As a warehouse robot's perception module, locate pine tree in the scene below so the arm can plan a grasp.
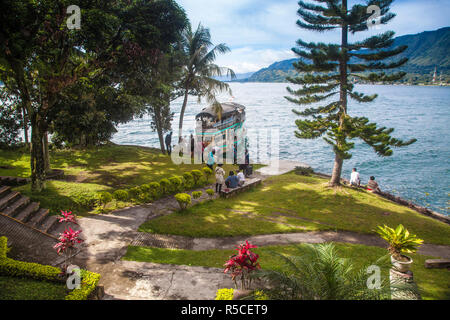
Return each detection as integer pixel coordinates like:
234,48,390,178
287,0,416,186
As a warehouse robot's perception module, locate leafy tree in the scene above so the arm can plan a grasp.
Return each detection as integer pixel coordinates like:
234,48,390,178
0,88,22,147
0,0,187,191
177,23,236,142
287,0,416,186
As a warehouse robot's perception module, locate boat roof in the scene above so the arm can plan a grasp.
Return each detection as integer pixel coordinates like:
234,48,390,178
196,102,245,120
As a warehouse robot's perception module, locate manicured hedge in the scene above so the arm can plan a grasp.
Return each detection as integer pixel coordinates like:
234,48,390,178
0,236,100,300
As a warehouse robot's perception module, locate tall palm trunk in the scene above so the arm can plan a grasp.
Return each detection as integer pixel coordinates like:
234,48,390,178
178,85,189,143
329,0,348,187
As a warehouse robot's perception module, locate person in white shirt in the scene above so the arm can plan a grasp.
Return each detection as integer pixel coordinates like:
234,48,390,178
236,169,245,186
350,168,361,187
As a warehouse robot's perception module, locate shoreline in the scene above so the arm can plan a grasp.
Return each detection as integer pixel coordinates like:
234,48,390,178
314,172,450,225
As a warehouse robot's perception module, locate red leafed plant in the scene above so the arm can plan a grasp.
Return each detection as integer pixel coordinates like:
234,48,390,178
58,210,78,225
54,211,83,273
224,241,261,290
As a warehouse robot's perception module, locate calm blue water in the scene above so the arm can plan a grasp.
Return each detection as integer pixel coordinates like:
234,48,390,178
112,83,450,215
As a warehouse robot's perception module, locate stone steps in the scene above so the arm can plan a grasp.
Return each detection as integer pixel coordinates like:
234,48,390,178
0,176,31,186
0,184,79,239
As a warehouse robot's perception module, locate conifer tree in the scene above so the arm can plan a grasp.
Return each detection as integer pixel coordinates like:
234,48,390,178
287,0,416,186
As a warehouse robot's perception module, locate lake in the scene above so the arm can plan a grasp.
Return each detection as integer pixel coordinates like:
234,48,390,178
111,83,450,215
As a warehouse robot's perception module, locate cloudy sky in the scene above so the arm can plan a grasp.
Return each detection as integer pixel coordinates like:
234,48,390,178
177,0,450,74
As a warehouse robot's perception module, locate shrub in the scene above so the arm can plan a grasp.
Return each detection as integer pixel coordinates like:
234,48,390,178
159,178,170,195
191,170,203,186
192,191,202,200
174,193,191,211
202,167,213,181
128,187,141,200
294,166,314,176
148,182,161,200
113,190,129,202
169,176,183,193
182,172,194,189
65,269,101,300
72,192,97,208
215,288,234,300
206,189,215,199
140,184,151,193
138,192,151,203
97,192,113,207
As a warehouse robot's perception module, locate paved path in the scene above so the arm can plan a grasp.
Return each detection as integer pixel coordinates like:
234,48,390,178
256,159,309,176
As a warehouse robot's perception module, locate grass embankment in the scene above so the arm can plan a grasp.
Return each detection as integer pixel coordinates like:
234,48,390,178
0,144,237,216
139,172,450,245
0,275,68,300
123,243,449,300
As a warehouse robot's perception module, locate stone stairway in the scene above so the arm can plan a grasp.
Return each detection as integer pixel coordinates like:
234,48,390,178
0,185,76,239
0,176,31,186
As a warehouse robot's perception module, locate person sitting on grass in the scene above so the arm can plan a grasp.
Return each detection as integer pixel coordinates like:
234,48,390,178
367,176,381,193
236,169,245,186
225,171,239,189
350,168,361,187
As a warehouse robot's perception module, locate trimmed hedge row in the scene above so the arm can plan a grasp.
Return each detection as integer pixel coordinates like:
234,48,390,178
99,168,213,207
0,236,100,300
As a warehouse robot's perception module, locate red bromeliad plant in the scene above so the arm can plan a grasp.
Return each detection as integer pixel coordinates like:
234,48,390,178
224,241,261,290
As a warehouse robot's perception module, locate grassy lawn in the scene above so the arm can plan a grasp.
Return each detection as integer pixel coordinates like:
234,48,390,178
0,275,68,300
139,172,450,245
123,243,450,300
0,144,239,216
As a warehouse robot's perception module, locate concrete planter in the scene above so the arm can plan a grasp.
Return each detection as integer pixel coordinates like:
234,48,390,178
391,255,413,273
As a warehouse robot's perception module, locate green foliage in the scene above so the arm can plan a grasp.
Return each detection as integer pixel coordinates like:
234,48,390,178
174,193,191,211
97,192,113,207
159,178,171,195
65,269,101,300
148,182,161,200
140,184,151,193
294,166,314,176
113,190,129,202
192,191,203,200
254,243,416,300
202,167,213,181
215,288,234,300
0,90,22,147
128,187,141,200
169,176,184,193
287,0,416,184
182,172,194,189
376,224,424,259
206,189,215,198
191,170,203,186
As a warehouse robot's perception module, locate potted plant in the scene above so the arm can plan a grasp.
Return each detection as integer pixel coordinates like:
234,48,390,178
376,224,423,273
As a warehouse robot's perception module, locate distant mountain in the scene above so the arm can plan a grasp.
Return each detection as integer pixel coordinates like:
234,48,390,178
242,27,450,83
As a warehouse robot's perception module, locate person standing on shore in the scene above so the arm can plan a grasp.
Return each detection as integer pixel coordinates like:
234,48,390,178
350,168,361,187
367,176,381,193
165,132,173,156
207,149,215,170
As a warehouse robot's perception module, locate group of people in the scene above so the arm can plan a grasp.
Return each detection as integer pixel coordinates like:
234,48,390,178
350,168,381,193
214,164,246,193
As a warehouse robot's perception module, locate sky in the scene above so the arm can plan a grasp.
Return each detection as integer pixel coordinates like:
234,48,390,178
177,0,450,74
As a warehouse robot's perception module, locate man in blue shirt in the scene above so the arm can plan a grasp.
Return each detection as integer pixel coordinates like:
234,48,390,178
225,171,239,188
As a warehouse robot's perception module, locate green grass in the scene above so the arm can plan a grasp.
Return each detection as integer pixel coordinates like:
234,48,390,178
139,172,450,245
0,144,240,216
123,243,450,300
0,275,68,300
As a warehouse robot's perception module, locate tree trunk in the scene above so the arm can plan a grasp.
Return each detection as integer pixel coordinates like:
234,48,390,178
329,0,348,187
178,87,189,143
154,107,166,154
30,113,46,192
43,131,51,173
22,105,29,149
329,154,343,186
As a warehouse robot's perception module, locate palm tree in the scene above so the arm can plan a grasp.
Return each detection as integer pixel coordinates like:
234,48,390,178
252,243,417,300
178,23,236,142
